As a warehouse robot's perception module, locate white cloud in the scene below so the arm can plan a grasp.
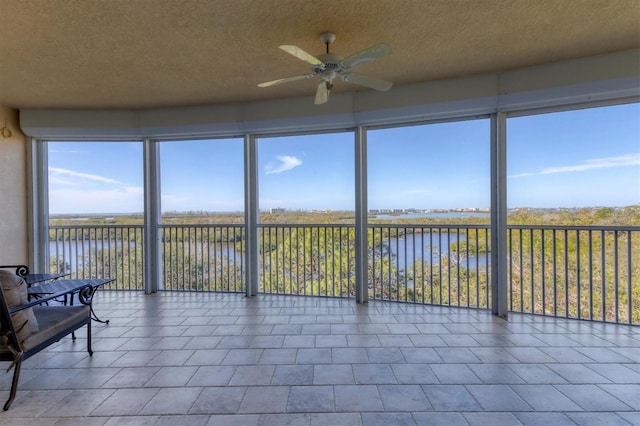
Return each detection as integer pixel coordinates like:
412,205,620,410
49,167,125,186
509,153,640,178
264,155,302,175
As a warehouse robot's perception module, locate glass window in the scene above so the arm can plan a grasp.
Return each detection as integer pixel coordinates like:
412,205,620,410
367,119,491,306
48,141,143,220
159,138,245,291
256,131,356,297
508,103,640,216
160,138,245,221
368,120,491,223
47,141,143,286
506,102,640,322
258,132,355,222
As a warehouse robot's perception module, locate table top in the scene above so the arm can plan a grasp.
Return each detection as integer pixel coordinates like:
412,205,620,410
28,278,114,295
24,272,70,286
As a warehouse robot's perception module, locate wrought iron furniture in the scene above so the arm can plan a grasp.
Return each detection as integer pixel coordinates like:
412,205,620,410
0,272,94,410
28,278,113,324
0,265,70,286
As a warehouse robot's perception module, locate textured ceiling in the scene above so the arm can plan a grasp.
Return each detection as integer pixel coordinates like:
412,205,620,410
0,0,638,109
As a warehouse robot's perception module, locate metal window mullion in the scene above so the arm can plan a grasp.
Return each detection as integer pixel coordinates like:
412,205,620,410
28,139,50,272
143,138,161,293
354,126,368,304
244,134,259,297
490,112,508,318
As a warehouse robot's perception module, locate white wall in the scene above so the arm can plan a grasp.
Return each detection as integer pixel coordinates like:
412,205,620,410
0,106,28,264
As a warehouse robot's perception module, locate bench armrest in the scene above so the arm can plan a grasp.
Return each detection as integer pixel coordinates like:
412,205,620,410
10,284,94,313
0,265,29,277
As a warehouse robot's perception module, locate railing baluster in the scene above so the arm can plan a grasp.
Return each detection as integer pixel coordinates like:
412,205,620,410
614,231,619,323
529,228,534,315
475,228,479,308
552,229,557,317
508,228,513,311
601,230,606,321
519,229,524,313
456,227,460,307
430,227,434,304
588,230,593,320
627,231,632,325
577,230,581,319
541,229,546,316
564,229,569,318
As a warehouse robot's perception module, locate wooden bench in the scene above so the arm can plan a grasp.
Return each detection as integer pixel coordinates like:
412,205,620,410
0,270,94,410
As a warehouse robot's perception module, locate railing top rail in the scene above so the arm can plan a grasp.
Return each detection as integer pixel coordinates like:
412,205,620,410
507,224,640,231
50,224,144,229
50,223,640,231
368,223,490,230
257,223,355,229
158,224,245,229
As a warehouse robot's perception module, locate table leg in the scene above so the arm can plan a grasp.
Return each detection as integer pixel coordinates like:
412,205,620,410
87,287,110,324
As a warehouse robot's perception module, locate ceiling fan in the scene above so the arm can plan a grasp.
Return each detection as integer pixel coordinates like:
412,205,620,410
258,32,393,105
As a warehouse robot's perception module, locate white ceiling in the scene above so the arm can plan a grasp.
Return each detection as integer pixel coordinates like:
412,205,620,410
1,0,638,109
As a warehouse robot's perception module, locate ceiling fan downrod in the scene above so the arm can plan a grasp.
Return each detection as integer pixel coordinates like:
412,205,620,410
320,32,335,54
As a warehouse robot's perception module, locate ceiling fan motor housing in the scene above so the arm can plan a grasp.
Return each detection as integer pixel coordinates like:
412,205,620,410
313,53,343,74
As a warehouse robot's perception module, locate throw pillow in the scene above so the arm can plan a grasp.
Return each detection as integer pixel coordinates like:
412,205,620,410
0,270,39,346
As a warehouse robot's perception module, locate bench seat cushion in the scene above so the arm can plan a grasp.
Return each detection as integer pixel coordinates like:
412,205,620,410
22,305,89,352
0,271,39,345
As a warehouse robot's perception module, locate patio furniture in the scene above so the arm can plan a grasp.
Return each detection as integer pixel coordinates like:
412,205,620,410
0,271,94,410
28,278,113,324
0,265,70,286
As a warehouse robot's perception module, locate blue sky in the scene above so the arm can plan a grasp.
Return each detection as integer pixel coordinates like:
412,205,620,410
48,102,639,214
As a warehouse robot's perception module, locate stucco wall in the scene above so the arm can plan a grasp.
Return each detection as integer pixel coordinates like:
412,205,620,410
0,105,28,263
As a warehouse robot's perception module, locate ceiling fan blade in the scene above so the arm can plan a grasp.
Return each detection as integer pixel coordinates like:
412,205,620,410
341,44,392,69
314,82,329,104
258,74,315,87
342,73,393,91
279,45,324,66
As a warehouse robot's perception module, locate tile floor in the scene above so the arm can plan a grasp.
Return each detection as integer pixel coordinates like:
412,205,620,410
0,291,638,425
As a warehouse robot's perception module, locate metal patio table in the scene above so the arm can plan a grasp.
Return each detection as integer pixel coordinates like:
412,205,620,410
28,278,114,324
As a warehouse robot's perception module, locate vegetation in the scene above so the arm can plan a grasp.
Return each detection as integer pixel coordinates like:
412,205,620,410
48,206,639,324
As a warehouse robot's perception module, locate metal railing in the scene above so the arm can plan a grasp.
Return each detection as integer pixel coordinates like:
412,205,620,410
49,225,144,290
159,224,245,292
368,225,491,308
47,223,638,324
508,225,639,325
258,224,356,297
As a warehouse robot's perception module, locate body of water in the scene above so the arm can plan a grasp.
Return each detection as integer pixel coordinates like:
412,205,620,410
50,230,489,275
375,212,490,220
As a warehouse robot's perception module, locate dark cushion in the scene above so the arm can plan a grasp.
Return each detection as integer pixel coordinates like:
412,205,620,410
0,270,39,346
23,305,89,352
